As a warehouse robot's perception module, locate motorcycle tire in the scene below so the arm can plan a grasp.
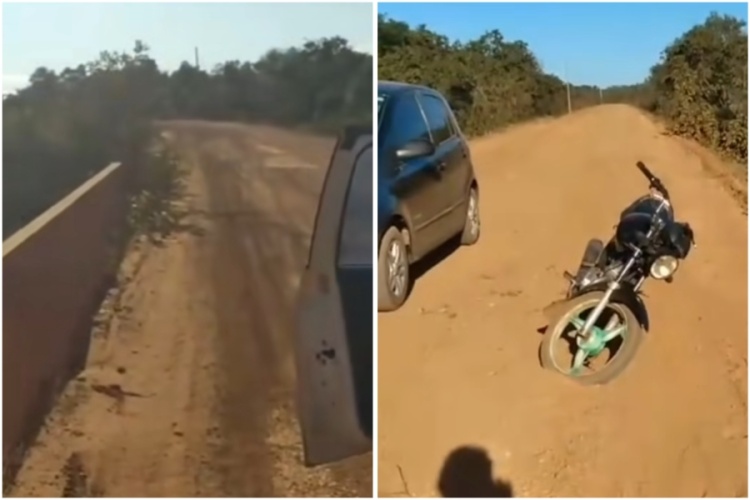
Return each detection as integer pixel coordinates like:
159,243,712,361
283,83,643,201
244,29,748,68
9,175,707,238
540,291,644,385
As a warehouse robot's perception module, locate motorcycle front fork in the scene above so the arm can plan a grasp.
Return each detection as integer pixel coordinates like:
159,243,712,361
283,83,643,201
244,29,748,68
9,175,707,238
577,250,643,342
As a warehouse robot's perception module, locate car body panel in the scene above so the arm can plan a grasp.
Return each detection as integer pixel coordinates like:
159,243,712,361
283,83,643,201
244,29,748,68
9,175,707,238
378,81,477,262
379,91,446,257
294,126,372,466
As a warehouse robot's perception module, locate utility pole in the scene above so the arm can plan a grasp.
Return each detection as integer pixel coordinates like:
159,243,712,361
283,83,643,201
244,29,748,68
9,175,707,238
194,47,200,69
564,61,572,114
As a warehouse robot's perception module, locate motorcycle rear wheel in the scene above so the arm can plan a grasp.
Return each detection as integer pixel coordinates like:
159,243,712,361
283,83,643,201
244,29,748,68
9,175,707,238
540,291,643,385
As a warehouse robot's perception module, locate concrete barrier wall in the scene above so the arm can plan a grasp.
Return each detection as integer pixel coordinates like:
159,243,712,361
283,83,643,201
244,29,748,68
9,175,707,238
3,162,127,471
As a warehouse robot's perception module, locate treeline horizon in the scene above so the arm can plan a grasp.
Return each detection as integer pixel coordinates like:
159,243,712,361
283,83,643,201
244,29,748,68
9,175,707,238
3,37,373,237
378,12,747,164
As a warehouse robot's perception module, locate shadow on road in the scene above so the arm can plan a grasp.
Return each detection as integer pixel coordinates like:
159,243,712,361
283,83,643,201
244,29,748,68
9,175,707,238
437,446,513,498
407,235,462,299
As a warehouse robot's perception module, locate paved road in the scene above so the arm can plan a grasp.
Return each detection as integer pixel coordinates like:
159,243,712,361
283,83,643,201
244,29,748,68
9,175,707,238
9,121,371,497
378,105,747,497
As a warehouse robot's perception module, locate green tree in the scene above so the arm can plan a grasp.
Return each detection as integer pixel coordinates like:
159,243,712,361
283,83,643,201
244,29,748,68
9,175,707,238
378,12,747,166
3,37,373,237
378,15,600,136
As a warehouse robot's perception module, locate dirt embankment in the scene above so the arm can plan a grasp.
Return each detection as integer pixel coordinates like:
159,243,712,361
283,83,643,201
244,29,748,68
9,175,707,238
8,121,372,498
378,104,747,497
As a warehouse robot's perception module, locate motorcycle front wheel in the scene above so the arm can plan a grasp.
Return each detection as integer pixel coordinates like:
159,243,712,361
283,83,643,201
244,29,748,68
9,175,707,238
540,291,643,385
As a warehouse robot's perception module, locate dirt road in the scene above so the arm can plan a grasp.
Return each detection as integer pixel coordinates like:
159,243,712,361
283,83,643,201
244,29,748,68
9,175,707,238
9,121,371,497
378,105,747,497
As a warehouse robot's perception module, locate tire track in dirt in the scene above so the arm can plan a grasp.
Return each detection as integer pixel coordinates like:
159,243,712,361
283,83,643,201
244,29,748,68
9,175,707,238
378,105,747,497
8,121,371,497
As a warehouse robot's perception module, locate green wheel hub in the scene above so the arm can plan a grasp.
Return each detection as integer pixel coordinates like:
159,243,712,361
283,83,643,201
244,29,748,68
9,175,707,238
568,314,626,376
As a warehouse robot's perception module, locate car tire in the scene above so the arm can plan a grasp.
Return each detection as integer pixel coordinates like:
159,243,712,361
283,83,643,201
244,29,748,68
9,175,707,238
378,226,410,312
460,186,480,245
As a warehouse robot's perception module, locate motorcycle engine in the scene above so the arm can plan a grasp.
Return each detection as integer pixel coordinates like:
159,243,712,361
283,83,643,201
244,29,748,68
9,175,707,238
578,267,605,288
578,263,622,289
604,263,624,281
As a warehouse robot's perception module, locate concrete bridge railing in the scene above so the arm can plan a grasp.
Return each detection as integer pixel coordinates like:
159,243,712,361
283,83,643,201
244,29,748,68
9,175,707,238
3,162,127,476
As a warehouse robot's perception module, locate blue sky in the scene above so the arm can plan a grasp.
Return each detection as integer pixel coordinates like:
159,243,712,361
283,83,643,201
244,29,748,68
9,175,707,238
3,2,373,93
379,2,748,87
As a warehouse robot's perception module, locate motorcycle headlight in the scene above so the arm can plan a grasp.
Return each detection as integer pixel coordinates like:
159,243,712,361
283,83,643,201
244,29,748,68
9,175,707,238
650,255,679,280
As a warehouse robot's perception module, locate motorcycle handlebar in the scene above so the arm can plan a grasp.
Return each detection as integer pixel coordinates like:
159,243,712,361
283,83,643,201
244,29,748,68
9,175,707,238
636,161,655,181
636,161,670,200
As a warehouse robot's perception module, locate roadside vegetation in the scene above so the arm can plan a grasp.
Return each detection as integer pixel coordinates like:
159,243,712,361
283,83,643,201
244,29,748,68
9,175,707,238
379,12,747,165
3,38,372,238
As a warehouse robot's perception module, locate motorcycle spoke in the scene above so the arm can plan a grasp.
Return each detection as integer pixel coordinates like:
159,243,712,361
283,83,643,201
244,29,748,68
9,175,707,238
602,324,626,342
570,348,588,375
570,315,586,330
604,313,620,331
557,305,629,378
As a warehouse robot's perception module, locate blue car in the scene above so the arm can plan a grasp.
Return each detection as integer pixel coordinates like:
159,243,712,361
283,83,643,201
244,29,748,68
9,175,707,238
378,81,480,311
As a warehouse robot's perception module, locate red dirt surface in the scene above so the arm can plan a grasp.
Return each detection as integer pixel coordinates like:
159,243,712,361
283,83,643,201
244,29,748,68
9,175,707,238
378,105,747,497
8,121,371,497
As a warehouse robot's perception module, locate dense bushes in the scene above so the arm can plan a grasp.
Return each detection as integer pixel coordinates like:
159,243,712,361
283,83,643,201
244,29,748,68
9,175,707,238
378,13,747,165
3,38,372,237
378,14,599,137
601,14,747,165
644,14,746,164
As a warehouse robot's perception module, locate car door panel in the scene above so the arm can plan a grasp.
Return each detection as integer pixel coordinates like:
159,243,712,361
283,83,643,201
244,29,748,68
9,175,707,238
294,127,372,466
440,136,471,233
416,92,460,243
384,93,445,257
391,157,446,258
441,106,472,231
336,267,372,435
336,136,373,440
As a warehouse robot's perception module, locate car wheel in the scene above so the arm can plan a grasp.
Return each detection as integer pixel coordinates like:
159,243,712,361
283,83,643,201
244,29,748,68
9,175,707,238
461,186,480,245
378,226,409,312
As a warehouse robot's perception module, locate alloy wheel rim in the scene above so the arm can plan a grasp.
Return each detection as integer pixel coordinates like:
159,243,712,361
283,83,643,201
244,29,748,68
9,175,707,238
468,193,480,236
387,240,406,297
548,302,628,377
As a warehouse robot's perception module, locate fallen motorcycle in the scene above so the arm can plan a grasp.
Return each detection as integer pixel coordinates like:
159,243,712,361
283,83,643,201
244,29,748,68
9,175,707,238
540,161,695,385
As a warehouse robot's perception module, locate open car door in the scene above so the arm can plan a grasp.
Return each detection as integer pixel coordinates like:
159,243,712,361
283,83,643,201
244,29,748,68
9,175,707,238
294,126,373,466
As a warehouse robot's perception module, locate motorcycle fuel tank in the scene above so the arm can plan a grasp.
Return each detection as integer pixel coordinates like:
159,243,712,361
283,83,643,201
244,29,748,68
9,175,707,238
615,195,673,249
619,195,674,222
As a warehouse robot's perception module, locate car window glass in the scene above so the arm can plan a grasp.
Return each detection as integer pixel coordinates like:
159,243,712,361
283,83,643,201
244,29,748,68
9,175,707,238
338,146,372,267
419,94,453,144
389,95,430,147
378,94,387,120
378,95,388,136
